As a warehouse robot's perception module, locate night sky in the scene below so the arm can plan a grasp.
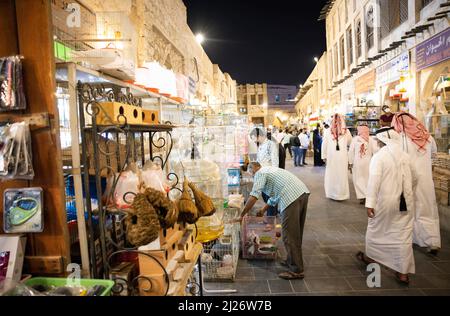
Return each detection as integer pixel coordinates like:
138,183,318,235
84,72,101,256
183,0,328,87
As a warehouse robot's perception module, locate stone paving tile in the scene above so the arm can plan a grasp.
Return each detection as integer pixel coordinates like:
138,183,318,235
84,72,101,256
345,275,407,291
421,289,450,296
231,280,271,294
329,254,361,266
430,261,450,274
305,277,353,292
294,292,340,296
235,267,255,280
253,267,281,280
365,289,425,296
268,280,294,294
304,254,333,267
290,279,310,293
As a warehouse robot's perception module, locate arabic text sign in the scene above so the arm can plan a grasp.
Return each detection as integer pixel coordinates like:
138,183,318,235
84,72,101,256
376,52,409,86
416,28,450,72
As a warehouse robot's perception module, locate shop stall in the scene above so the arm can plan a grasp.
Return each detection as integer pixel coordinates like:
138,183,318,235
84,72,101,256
353,69,380,135
415,27,450,206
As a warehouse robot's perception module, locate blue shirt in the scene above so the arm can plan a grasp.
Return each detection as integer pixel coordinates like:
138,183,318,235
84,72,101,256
250,167,310,213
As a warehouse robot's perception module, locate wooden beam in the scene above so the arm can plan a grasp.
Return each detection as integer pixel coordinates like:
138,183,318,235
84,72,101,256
0,0,18,56
1,0,71,273
0,0,27,235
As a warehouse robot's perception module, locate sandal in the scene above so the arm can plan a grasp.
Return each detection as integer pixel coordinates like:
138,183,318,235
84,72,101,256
278,271,305,280
356,251,374,265
395,272,410,286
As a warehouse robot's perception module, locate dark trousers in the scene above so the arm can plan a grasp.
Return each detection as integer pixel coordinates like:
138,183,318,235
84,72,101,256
281,193,309,274
262,192,278,216
284,143,292,158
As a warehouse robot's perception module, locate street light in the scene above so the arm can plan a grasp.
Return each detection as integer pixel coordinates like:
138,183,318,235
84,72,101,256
196,33,205,45
314,57,319,63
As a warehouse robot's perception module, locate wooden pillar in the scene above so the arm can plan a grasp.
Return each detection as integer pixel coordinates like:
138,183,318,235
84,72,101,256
0,0,71,275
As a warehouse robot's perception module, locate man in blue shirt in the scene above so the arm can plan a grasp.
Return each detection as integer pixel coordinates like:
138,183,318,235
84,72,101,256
238,162,311,280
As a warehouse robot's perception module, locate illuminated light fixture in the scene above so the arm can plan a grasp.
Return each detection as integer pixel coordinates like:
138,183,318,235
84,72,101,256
196,34,205,45
314,57,319,63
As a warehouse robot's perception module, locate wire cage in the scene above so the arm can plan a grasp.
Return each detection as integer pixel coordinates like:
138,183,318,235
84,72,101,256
201,207,240,282
242,216,278,260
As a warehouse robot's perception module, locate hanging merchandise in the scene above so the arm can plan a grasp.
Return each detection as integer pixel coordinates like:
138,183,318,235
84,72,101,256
188,181,216,217
177,178,199,224
0,122,34,180
141,161,169,193
107,164,140,209
3,188,43,233
141,188,178,229
125,192,161,247
0,56,27,112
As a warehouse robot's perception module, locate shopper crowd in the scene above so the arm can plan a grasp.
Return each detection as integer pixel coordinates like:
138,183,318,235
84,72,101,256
239,111,442,284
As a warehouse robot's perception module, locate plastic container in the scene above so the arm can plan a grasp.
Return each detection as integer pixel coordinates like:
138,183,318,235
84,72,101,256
24,278,115,296
242,216,278,260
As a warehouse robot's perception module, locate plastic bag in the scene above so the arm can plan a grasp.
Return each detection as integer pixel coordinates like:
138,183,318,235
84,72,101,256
141,161,169,193
0,122,34,180
112,170,140,209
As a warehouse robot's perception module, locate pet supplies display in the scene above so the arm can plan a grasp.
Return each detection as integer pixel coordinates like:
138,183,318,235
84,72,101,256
188,181,216,217
242,216,278,260
141,188,178,229
124,192,161,247
201,207,240,281
3,188,43,233
2,277,115,296
173,160,223,199
0,235,26,282
0,122,34,180
0,56,27,111
177,178,199,224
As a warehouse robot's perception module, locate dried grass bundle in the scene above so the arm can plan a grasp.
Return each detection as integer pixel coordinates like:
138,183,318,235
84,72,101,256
143,188,178,229
177,179,199,224
188,182,216,217
125,193,160,247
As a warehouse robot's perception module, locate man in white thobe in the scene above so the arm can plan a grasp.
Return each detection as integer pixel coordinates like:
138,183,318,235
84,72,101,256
321,114,353,201
348,126,379,204
392,112,441,254
357,127,417,284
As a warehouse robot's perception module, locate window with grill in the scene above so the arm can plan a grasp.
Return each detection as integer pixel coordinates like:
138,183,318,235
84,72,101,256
251,95,256,105
356,20,362,59
366,6,375,50
334,44,339,76
340,36,345,72
258,95,264,105
347,27,353,67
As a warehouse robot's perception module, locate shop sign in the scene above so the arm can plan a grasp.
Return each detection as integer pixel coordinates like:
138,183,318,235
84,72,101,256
416,28,450,72
355,70,376,95
376,52,409,86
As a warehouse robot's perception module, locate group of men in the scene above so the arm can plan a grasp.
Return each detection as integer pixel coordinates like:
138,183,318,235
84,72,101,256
322,112,441,284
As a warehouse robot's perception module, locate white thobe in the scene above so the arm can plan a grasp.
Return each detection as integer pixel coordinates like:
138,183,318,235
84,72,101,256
365,144,416,274
321,129,353,200
399,134,441,249
348,136,378,200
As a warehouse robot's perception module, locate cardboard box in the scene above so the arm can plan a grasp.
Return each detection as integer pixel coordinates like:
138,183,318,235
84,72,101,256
0,235,26,282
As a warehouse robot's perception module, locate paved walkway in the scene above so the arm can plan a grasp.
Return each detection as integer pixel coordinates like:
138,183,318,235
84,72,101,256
204,157,450,296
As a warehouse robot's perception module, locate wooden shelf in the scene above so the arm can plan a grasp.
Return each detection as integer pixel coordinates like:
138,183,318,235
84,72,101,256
169,243,203,296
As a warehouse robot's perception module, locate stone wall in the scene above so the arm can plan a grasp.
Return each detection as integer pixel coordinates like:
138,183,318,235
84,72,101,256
80,0,236,107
